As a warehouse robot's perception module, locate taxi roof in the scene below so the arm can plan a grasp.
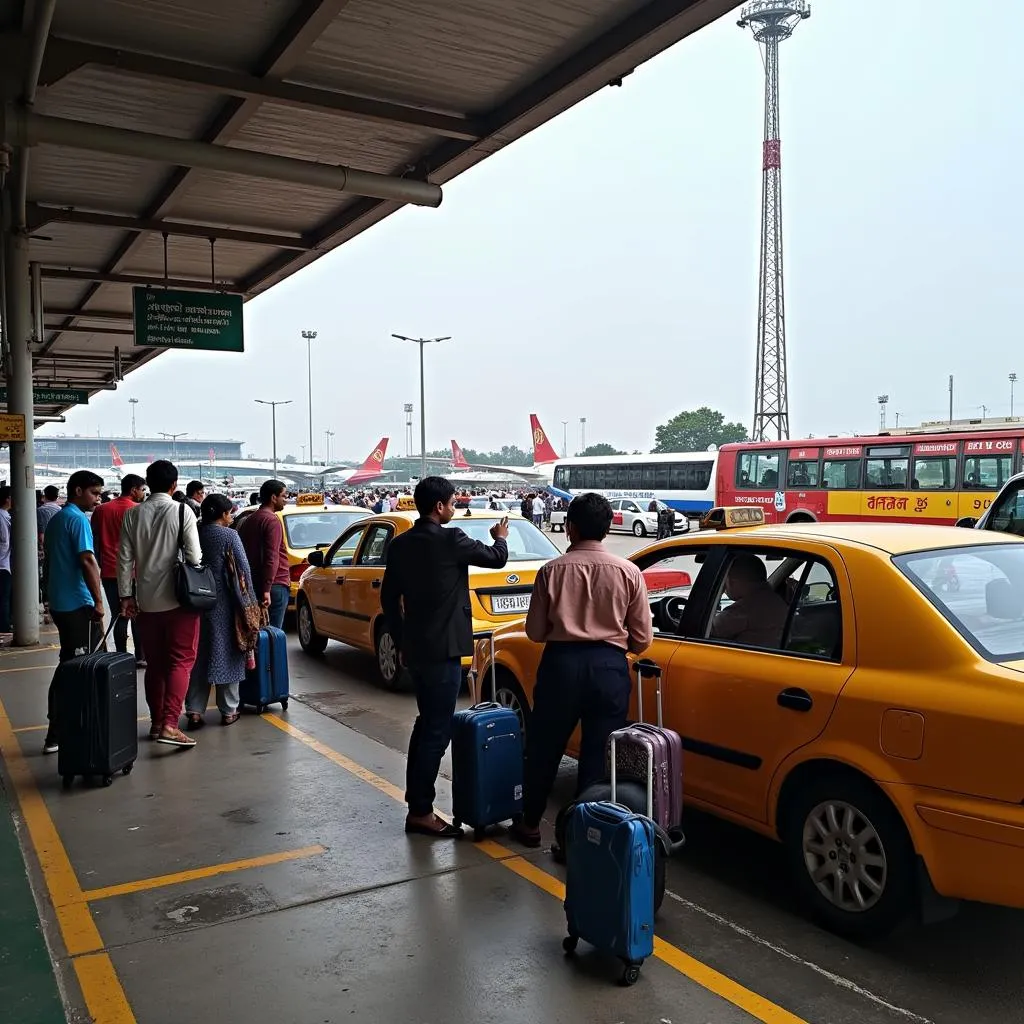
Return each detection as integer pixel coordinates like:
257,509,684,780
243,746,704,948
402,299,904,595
239,502,366,516
375,509,515,525
661,521,1022,557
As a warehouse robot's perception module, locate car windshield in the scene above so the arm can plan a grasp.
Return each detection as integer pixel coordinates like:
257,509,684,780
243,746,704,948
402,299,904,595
444,516,559,561
284,511,368,549
894,544,1024,661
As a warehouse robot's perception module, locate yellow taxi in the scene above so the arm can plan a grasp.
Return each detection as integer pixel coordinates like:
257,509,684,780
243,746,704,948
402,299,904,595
234,494,370,609
295,508,558,688
477,506,1024,937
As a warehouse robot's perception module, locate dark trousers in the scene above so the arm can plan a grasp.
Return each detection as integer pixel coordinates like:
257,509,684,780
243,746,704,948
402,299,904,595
405,658,463,817
0,568,10,632
101,578,144,660
268,583,290,631
47,607,100,737
522,641,631,827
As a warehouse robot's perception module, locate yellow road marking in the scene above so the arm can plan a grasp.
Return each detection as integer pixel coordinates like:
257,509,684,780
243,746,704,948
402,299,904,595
79,845,327,902
0,663,59,675
0,697,136,1023
263,713,810,1024
0,644,59,656
15,716,148,735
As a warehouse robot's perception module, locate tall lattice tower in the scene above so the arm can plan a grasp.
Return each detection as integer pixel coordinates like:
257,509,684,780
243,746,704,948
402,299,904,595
738,1,810,441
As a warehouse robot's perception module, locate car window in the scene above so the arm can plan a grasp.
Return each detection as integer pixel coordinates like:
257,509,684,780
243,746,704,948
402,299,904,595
639,551,707,635
986,483,1024,536
704,549,842,660
327,525,368,567
444,516,559,562
895,544,1024,661
356,524,391,566
285,511,368,549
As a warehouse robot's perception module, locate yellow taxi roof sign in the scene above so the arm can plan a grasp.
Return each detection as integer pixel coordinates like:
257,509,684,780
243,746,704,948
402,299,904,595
296,492,324,506
396,496,417,511
701,506,766,530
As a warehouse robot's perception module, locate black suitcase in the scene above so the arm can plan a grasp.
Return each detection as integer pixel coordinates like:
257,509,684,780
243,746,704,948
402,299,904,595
56,650,138,789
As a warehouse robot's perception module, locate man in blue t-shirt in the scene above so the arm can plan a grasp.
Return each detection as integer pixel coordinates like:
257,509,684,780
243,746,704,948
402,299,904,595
42,470,105,755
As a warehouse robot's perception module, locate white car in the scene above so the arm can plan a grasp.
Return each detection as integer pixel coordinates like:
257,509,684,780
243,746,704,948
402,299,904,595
610,498,689,537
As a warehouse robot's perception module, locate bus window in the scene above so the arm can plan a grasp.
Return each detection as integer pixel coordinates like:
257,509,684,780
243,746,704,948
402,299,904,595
581,466,596,489
963,456,1013,490
864,446,911,488
654,464,670,490
911,456,956,490
626,464,641,490
554,466,569,490
821,459,861,489
642,464,657,490
737,451,781,489
787,459,819,488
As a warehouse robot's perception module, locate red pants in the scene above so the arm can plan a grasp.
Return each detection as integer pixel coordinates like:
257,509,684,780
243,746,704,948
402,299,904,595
135,607,201,731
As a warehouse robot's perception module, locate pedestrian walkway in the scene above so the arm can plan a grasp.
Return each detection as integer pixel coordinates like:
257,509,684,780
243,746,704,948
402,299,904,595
0,641,810,1024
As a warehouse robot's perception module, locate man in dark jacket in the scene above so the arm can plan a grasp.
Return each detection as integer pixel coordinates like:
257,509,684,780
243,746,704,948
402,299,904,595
381,476,508,838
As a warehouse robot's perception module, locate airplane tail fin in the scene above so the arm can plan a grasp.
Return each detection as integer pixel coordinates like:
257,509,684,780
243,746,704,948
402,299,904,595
530,414,560,465
347,438,389,483
451,440,470,470
110,444,124,467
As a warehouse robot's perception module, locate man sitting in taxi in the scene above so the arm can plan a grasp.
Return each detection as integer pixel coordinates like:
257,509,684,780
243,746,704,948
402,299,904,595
710,553,789,648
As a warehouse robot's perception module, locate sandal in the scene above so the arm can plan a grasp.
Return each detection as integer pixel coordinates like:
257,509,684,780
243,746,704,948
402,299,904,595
405,816,464,839
156,729,197,748
185,714,205,731
221,713,240,726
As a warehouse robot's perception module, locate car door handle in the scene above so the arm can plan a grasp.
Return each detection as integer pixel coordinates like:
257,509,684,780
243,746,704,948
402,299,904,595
371,579,382,589
777,687,813,712
334,577,345,585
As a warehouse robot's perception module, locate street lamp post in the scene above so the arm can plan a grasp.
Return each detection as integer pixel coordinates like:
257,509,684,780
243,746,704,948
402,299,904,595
1011,373,1018,419
159,431,188,462
302,330,317,464
561,420,568,458
129,397,139,439
392,334,452,479
325,429,335,463
877,395,889,432
255,399,292,477
579,417,587,455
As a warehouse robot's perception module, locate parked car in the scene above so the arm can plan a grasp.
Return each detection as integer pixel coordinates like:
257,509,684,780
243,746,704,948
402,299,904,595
610,497,688,537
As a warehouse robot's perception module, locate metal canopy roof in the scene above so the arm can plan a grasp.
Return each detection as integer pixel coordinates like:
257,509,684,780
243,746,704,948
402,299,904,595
1,0,736,417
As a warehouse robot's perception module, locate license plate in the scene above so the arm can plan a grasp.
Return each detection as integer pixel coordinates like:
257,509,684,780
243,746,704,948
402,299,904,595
491,593,531,614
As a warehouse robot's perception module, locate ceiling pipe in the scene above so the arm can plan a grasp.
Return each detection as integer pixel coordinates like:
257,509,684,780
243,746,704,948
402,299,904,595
14,0,57,228
3,106,443,208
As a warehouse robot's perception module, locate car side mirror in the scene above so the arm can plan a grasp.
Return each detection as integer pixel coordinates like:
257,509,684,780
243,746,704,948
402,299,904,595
955,516,978,529
307,549,324,567
986,579,1023,620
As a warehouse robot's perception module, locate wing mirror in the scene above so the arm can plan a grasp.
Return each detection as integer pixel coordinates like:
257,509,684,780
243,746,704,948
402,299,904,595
955,516,978,529
307,549,325,568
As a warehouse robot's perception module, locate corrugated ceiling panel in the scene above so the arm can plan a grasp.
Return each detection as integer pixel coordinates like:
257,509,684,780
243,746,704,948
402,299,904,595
29,224,130,273
51,0,292,69
227,103,436,172
35,65,224,139
295,0,641,112
28,146,170,210
40,279,95,312
171,171,342,233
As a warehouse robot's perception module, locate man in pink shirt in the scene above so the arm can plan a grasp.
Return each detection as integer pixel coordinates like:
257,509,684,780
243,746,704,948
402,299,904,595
511,492,652,847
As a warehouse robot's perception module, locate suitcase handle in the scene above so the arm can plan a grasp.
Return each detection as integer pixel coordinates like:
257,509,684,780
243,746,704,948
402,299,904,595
585,801,647,827
91,614,121,654
632,658,663,727
609,731,654,819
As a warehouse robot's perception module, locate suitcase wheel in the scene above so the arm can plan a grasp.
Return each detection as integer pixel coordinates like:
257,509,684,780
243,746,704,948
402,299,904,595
562,935,578,955
256,704,266,715
61,775,74,791
620,963,641,987
122,763,134,776
280,699,289,711
101,774,114,787
473,826,486,843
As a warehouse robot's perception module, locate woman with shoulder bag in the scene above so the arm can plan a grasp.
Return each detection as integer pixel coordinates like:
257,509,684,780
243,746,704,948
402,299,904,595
184,494,261,728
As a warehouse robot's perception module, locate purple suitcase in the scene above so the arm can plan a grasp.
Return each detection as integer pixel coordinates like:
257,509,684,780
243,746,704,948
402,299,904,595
606,660,683,830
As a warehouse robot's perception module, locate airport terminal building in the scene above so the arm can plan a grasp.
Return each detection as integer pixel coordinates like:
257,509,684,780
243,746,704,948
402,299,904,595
33,434,244,470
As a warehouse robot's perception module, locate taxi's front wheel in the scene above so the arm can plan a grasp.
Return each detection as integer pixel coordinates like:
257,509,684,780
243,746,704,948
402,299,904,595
375,624,408,691
296,598,327,656
782,772,914,940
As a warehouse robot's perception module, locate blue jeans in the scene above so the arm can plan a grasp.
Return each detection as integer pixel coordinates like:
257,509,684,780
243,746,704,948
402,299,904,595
268,583,290,630
522,641,631,827
405,658,463,817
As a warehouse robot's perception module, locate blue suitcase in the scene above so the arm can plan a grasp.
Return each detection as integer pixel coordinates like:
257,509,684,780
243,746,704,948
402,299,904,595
450,702,523,841
563,800,656,985
240,626,290,714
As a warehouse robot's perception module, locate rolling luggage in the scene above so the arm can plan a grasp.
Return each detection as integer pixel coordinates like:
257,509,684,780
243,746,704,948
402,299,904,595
562,800,656,985
451,631,524,840
56,620,138,789
606,659,683,831
240,626,290,714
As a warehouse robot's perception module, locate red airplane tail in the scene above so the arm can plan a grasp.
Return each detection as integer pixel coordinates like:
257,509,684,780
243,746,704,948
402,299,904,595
110,444,124,467
347,438,389,483
451,440,470,470
530,414,560,465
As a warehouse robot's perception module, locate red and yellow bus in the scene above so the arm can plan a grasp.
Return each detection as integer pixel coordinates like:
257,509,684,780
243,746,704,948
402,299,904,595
716,429,1023,525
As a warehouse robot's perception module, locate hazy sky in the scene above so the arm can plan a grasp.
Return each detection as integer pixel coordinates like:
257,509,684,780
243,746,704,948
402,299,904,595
42,0,1024,462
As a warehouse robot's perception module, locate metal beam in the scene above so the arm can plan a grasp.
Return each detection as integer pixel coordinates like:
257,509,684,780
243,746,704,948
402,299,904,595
40,0,352,354
28,204,313,250
43,308,132,322
40,323,134,336
4,108,443,206
241,0,735,295
38,36,484,142
42,267,233,290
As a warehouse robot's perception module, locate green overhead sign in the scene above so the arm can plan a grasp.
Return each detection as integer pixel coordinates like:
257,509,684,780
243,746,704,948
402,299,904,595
132,287,244,352
0,387,89,405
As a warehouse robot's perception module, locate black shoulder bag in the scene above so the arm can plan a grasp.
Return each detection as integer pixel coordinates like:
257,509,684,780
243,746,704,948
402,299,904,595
174,502,218,611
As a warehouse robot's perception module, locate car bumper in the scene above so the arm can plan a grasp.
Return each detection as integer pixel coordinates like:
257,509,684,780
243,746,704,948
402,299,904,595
885,782,1024,908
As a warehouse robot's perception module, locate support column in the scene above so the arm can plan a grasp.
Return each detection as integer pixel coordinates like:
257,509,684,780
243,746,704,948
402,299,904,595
4,228,39,645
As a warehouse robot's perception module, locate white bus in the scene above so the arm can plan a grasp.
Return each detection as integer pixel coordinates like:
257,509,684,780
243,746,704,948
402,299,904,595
549,452,718,520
